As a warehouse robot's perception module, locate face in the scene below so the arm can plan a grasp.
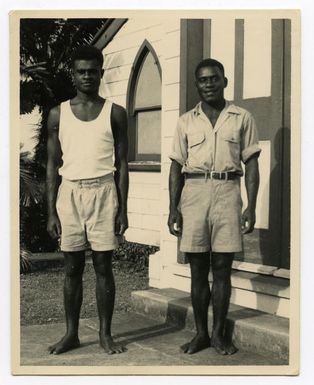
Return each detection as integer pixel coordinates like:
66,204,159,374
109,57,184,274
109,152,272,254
195,66,227,104
72,59,104,94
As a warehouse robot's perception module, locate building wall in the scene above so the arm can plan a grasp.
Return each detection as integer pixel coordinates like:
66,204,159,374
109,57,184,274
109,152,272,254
99,18,181,247
207,16,273,229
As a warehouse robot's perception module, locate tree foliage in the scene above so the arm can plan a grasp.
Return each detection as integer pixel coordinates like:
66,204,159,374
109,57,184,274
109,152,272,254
20,18,107,114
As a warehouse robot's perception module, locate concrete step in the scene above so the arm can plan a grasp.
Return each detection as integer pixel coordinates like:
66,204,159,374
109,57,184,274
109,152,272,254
131,288,289,361
165,263,290,317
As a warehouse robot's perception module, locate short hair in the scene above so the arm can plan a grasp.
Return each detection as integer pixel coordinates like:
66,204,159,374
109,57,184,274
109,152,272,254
71,45,104,68
195,58,225,78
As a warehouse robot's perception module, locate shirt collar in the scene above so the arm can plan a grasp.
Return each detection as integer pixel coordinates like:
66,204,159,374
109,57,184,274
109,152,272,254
193,101,241,116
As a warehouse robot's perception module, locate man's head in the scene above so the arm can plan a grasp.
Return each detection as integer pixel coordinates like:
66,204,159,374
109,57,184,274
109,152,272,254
194,58,228,105
71,45,104,68
71,45,104,94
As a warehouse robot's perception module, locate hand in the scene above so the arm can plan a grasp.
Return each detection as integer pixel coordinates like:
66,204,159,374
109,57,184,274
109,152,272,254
241,207,256,234
47,213,61,239
115,210,128,236
168,209,183,237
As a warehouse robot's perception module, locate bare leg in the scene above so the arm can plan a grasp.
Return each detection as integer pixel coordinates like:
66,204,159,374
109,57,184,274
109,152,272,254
211,252,237,355
181,252,211,354
92,250,126,354
48,251,85,354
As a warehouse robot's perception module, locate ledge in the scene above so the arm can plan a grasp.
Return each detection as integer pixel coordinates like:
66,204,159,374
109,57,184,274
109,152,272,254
128,161,161,172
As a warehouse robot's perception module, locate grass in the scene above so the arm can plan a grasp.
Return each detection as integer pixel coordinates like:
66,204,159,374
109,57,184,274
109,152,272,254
20,260,149,326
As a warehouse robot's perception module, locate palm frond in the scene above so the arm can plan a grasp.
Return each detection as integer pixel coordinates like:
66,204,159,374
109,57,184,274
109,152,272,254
20,248,33,273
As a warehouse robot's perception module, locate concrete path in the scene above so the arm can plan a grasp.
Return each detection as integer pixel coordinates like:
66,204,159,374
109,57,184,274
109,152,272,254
19,311,287,375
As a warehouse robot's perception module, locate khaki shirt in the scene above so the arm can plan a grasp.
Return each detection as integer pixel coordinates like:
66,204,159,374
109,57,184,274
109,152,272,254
170,101,261,175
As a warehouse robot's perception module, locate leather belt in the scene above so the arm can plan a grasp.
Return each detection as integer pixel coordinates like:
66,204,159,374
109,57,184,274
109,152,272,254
184,171,239,181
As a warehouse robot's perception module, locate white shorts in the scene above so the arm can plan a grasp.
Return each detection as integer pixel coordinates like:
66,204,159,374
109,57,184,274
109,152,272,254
56,174,119,252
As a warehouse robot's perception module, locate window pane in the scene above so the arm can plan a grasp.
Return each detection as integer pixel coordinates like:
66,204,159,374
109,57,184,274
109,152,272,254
135,52,161,109
137,110,161,155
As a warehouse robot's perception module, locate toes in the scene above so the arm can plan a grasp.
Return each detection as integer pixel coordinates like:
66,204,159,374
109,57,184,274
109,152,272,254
215,346,228,355
212,341,238,355
53,346,66,355
180,343,189,353
116,345,127,353
101,340,126,354
48,345,59,354
226,345,238,355
113,344,127,354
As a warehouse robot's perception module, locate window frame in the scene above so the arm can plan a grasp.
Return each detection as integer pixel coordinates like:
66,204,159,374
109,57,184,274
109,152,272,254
126,40,162,172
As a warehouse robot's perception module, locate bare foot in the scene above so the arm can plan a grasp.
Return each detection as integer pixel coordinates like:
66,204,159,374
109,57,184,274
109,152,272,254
48,335,80,355
180,334,211,354
99,334,126,354
211,335,238,355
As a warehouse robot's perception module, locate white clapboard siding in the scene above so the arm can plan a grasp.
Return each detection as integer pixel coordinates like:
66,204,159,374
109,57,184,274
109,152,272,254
128,198,161,216
104,47,141,69
117,20,163,37
163,56,180,85
163,83,180,111
160,240,178,259
161,166,171,190
162,110,180,138
162,136,175,164
107,95,127,108
163,29,181,59
159,21,181,273
128,213,161,232
163,18,181,33
126,228,160,246
129,172,161,185
128,183,161,200
102,64,133,83
160,190,171,216
105,23,163,54
102,79,129,98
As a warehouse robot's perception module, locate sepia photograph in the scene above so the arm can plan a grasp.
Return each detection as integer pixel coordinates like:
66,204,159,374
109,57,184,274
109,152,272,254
10,9,300,376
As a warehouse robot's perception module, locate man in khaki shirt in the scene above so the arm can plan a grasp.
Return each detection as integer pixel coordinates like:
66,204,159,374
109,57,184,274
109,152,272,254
168,58,261,355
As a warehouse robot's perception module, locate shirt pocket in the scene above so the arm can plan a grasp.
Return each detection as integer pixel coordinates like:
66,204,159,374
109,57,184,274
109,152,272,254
188,132,205,148
220,126,240,144
219,126,241,165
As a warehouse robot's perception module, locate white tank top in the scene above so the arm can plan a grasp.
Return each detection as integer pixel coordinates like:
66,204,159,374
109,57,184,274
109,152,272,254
58,99,116,180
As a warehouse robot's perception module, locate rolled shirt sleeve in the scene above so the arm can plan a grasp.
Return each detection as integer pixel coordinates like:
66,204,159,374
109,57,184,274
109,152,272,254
241,111,262,163
169,118,188,166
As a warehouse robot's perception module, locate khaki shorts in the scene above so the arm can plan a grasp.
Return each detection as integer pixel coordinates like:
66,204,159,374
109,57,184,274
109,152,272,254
56,174,119,252
179,178,243,253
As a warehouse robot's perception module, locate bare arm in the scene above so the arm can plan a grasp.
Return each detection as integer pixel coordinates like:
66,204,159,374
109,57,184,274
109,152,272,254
241,154,260,234
111,103,129,235
168,160,184,237
46,106,62,239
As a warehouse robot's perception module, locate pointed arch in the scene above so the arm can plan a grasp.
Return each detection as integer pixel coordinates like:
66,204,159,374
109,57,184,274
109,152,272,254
126,40,162,169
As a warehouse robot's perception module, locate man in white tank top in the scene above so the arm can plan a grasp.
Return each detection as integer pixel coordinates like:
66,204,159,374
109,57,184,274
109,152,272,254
46,46,129,355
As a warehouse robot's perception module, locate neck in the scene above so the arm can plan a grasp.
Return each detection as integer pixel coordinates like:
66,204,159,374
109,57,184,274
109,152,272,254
202,99,226,112
75,90,101,102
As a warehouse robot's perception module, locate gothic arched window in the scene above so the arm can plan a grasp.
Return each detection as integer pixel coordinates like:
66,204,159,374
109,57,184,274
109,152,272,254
127,41,161,170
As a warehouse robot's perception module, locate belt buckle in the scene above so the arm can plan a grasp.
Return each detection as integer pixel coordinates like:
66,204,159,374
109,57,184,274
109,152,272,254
216,171,228,180
210,171,228,180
